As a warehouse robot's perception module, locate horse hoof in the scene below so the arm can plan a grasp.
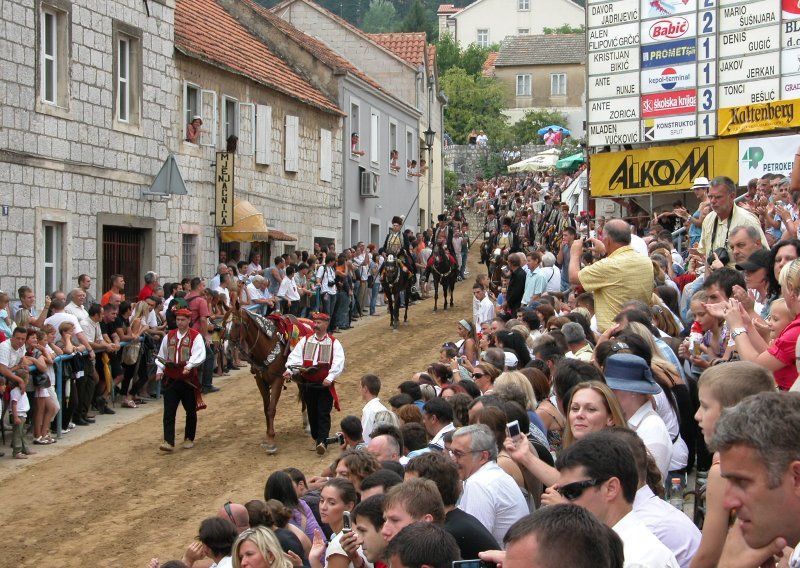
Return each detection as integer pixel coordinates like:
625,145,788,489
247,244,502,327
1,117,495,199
264,445,278,455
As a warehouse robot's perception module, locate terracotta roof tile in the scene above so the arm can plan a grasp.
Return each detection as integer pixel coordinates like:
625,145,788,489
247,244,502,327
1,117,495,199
437,3,460,14
482,51,497,76
427,45,437,73
174,0,342,115
369,32,427,67
494,34,586,66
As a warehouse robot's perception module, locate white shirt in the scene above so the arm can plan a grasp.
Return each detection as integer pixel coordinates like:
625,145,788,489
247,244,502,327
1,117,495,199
628,403,672,483
44,312,84,343
654,389,688,472
285,334,345,383
214,286,231,307
633,486,701,568
277,276,301,302
210,557,232,568
789,545,800,568
10,386,30,416
361,397,390,443
64,302,89,322
317,265,337,296
154,329,207,372
161,296,174,319
613,510,680,568
475,297,495,329
428,422,455,450
0,339,25,369
458,461,529,547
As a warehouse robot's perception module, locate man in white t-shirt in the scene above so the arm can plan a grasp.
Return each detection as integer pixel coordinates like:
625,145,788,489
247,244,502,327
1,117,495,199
473,284,495,331
245,276,275,315
360,374,395,443
65,288,90,323
0,327,33,392
276,265,302,316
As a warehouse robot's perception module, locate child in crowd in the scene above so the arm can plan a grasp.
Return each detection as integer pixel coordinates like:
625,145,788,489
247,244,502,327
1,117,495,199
10,369,34,459
681,290,731,373
0,290,13,338
691,362,775,568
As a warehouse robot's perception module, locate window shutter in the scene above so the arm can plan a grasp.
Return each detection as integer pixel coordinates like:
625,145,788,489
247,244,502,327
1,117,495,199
255,104,272,165
370,112,379,164
320,128,332,182
285,115,299,172
200,89,217,147
238,103,255,156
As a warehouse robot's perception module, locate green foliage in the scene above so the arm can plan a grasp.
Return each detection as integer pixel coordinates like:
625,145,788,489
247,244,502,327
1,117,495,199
511,109,569,146
542,24,586,34
435,33,461,76
400,0,436,41
361,0,399,32
479,148,508,179
444,170,460,207
434,33,496,77
440,67,507,144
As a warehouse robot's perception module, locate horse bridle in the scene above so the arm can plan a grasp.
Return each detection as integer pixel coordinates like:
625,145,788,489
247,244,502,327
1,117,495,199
430,246,453,279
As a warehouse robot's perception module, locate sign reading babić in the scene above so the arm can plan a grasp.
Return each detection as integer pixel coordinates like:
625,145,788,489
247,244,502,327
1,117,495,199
718,99,800,136
590,139,738,197
215,152,234,227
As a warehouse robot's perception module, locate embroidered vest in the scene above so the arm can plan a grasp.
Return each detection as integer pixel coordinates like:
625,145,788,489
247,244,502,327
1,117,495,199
386,232,403,255
164,328,200,379
301,334,336,383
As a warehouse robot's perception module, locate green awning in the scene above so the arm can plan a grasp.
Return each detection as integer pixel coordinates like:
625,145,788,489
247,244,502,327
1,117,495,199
556,152,585,170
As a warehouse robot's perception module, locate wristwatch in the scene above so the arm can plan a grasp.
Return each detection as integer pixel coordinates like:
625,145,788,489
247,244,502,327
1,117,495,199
731,327,747,339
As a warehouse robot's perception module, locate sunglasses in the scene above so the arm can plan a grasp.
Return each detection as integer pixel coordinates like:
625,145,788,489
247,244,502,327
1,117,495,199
472,372,487,379
557,478,607,501
224,501,236,525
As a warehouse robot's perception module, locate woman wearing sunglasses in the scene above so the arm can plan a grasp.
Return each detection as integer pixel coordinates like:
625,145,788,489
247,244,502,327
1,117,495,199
470,363,500,395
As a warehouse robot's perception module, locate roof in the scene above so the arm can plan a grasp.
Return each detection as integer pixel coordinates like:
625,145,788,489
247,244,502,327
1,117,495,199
437,3,460,14
271,0,417,70
369,32,427,67
174,0,342,115
482,51,497,76
494,34,586,67
427,45,437,74
240,0,386,93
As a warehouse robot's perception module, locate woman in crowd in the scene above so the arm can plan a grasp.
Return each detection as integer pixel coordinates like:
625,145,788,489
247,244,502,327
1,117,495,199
332,449,381,493
232,525,294,568
396,403,423,425
469,362,500,395
494,330,531,367
455,319,479,365
427,362,453,391
265,470,321,544
560,381,626,447
118,300,149,408
309,478,361,568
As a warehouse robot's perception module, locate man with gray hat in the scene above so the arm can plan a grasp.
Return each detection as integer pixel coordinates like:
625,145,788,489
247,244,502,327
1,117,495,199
603,353,672,482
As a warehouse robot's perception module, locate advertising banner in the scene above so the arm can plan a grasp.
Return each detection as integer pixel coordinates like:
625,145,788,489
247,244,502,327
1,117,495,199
215,152,235,227
718,98,800,135
738,134,800,184
589,139,738,196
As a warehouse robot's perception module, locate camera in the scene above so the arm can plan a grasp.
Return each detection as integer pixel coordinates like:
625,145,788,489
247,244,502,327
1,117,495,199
707,247,730,266
325,432,345,446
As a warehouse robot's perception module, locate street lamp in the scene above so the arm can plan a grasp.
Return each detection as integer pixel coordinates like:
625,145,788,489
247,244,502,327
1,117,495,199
424,126,435,229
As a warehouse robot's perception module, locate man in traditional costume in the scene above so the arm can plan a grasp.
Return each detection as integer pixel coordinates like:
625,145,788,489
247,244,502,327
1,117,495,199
382,216,414,275
155,306,206,452
283,312,345,455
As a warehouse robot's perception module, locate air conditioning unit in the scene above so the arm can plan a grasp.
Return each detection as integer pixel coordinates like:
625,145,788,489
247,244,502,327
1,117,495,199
360,170,379,198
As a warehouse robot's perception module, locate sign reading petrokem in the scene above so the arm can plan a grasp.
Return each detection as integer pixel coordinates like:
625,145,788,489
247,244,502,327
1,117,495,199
738,134,800,183
589,139,739,196
718,98,800,136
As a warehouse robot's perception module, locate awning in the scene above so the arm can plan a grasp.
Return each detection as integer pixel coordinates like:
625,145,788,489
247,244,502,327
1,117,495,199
266,227,297,242
219,198,269,243
507,148,561,172
556,152,585,170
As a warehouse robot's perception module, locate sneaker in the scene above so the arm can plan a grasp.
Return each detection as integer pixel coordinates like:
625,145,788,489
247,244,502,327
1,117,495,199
183,439,195,450
68,422,76,429
159,442,175,452
13,453,28,460
316,443,327,456
101,407,116,415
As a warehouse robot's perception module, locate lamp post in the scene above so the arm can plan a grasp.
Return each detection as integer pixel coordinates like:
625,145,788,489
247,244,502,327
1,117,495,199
424,126,435,230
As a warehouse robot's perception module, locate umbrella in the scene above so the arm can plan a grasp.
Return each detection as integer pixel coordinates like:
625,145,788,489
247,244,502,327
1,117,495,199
556,152,585,170
508,149,561,172
537,125,570,136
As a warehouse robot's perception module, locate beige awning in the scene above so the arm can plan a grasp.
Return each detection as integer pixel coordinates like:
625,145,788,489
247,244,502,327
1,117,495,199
219,198,269,243
267,227,297,242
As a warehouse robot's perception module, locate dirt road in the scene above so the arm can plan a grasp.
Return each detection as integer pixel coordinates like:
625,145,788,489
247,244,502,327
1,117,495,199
0,267,476,567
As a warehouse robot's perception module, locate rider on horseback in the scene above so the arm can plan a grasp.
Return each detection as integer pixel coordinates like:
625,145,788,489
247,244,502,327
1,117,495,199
493,217,519,256
382,216,414,276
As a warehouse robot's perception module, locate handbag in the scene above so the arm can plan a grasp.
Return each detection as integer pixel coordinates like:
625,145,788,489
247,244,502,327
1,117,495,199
32,371,50,388
122,341,141,365
367,274,375,289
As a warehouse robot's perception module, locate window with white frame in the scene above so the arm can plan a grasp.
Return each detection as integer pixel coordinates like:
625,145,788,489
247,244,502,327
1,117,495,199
182,234,198,278
43,222,63,295
476,29,489,48
551,73,567,96
518,0,529,9
370,110,379,165
184,83,200,140
113,21,142,127
516,74,532,96
518,28,529,34
405,128,414,178
350,99,361,157
38,2,70,110
388,120,399,174
222,96,239,145
255,104,272,164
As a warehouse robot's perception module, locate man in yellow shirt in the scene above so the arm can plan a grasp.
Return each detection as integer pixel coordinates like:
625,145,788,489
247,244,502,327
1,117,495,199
568,219,654,332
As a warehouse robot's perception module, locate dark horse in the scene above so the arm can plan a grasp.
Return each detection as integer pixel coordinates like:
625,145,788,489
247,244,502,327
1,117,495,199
430,243,456,312
381,254,412,330
487,248,507,297
229,305,313,453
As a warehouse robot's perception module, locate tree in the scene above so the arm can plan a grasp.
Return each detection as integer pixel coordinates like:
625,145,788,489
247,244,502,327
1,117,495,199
511,109,569,146
440,67,507,144
542,23,585,34
400,0,436,41
435,33,461,76
361,0,398,32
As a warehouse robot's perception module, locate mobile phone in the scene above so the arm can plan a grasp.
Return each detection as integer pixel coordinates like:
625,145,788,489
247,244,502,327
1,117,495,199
458,356,466,364
452,561,493,568
507,419,521,439
342,511,352,533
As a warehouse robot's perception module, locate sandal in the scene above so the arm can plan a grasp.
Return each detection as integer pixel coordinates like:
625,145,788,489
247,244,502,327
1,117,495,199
133,398,148,405
13,453,28,459
44,434,57,443
33,437,53,445
122,400,137,408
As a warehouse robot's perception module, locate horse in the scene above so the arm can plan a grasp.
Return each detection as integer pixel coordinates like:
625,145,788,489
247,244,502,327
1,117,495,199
487,248,507,297
229,304,313,454
430,243,456,312
381,254,412,330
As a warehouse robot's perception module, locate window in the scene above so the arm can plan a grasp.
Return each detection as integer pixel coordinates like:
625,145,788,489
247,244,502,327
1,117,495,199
43,222,63,295
320,128,332,182
518,28,530,34
388,120,399,174
370,223,380,247
477,29,489,48
222,96,239,145
370,110,380,165
405,128,415,179
350,98,361,158
184,83,200,140
551,73,567,96
285,115,299,172
518,0,529,9
182,234,197,279
38,2,70,111
516,74,532,96
350,218,359,244
113,22,142,128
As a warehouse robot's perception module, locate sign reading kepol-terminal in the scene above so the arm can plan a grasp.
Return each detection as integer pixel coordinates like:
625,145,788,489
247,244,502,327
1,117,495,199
589,139,738,196
718,98,800,136
215,151,235,227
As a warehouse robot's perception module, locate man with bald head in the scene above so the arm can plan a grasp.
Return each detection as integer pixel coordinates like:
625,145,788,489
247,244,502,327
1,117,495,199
568,219,654,332
367,433,401,462
217,501,250,534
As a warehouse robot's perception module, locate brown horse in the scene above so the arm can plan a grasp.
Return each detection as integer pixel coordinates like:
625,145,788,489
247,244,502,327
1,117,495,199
229,305,313,454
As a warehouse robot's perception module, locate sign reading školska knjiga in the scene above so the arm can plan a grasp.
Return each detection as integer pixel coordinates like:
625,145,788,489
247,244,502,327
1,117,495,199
590,139,739,197
718,99,800,137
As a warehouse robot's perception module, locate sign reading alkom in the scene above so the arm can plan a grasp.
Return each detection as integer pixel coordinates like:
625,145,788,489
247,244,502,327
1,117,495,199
590,139,738,197
215,151,234,227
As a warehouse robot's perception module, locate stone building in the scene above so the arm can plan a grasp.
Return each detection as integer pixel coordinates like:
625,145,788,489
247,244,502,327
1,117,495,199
0,0,344,301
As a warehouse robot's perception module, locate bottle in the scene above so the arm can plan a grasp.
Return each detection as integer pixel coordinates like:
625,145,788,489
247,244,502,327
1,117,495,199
689,321,704,357
669,477,684,511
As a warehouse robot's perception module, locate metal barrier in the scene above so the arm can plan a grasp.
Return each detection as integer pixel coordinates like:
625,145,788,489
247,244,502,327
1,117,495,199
672,227,687,255
28,338,141,438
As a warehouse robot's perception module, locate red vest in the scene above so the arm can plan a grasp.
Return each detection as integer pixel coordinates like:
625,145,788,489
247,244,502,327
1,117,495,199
301,334,337,383
164,328,200,380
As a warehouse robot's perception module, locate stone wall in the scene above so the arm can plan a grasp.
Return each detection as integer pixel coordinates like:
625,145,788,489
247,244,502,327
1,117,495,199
444,143,551,185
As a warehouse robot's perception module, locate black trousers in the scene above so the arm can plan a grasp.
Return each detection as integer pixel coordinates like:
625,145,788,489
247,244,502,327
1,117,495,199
304,384,333,445
76,374,95,418
162,380,197,446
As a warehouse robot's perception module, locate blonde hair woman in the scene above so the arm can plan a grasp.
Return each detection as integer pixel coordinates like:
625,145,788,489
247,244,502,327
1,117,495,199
561,381,627,447
494,371,538,412
232,525,293,568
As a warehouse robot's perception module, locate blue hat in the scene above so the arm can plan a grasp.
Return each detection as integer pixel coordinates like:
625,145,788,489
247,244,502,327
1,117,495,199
604,354,661,395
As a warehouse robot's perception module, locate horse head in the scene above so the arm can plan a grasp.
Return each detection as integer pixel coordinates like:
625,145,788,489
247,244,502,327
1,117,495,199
236,309,283,370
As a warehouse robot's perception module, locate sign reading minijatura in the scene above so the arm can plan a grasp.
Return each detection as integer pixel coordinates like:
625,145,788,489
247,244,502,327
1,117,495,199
590,139,738,197
718,99,800,137
215,152,234,227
